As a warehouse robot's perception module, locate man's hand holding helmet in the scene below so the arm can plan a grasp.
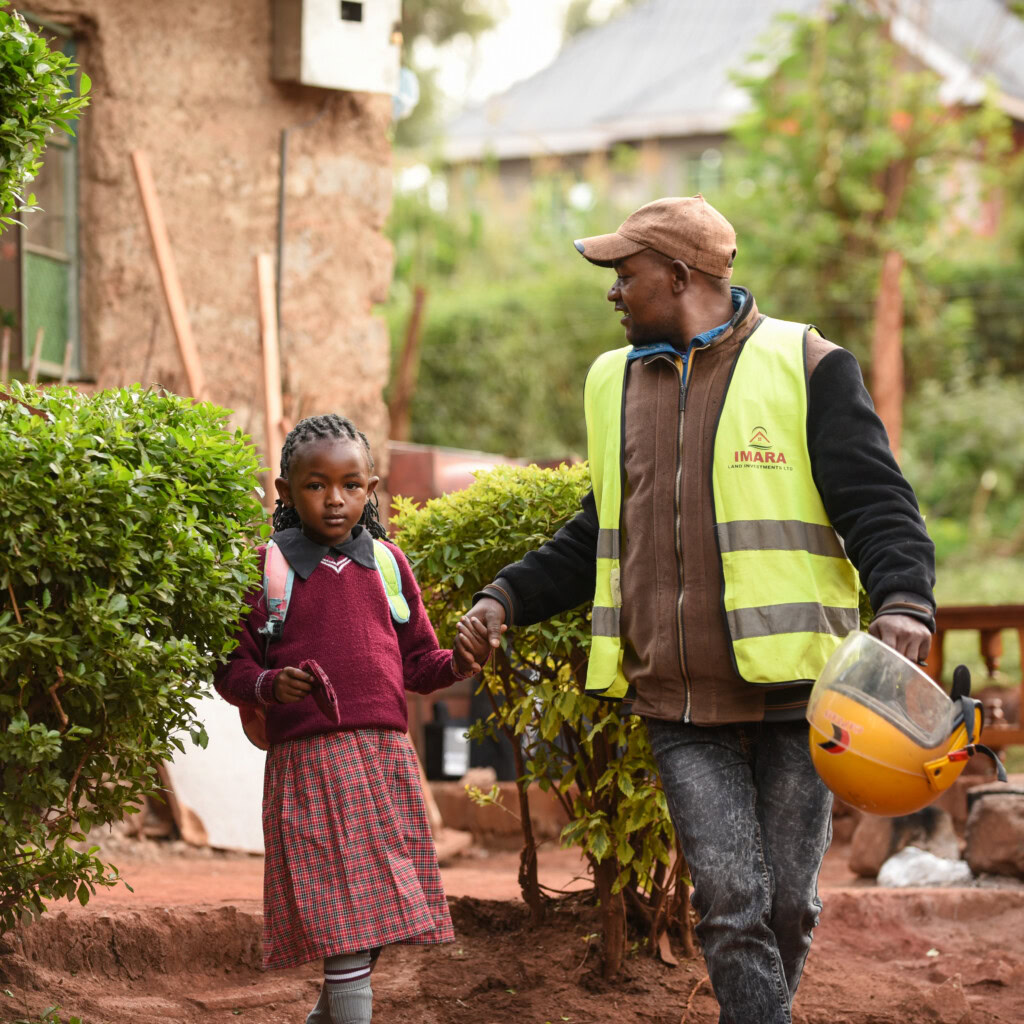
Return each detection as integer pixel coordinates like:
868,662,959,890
869,613,931,665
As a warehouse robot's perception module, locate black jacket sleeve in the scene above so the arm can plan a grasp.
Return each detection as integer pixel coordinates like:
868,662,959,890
476,488,599,626
807,349,936,621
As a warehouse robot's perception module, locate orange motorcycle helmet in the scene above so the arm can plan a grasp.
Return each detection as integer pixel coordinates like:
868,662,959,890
806,631,1004,817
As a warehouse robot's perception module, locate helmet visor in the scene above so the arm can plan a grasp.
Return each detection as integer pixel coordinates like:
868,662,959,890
807,631,954,766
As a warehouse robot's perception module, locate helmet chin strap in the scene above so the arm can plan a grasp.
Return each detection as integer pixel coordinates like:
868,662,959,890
923,665,1008,789
953,693,1007,782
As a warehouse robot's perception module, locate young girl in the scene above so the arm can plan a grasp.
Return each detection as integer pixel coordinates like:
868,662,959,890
214,414,491,1024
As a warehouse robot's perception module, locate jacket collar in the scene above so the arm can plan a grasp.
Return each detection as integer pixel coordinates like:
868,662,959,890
630,287,759,364
713,286,760,347
270,524,377,580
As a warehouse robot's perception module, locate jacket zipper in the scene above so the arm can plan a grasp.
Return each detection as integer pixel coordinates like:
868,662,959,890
675,342,701,722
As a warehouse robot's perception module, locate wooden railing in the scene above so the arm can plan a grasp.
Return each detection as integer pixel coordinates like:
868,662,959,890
926,604,1024,750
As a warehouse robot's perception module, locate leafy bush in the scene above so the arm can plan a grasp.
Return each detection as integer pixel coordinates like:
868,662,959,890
0,1,90,229
385,173,637,458
0,383,264,932
392,463,691,978
901,375,1024,544
387,268,621,458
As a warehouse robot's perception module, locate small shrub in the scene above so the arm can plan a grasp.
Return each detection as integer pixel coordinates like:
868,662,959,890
392,463,691,978
0,383,264,931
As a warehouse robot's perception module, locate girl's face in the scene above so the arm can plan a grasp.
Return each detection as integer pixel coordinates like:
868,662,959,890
275,438,379,547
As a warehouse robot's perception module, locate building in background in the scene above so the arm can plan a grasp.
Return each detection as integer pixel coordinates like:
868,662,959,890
0,0,402,472
441,0,1024,204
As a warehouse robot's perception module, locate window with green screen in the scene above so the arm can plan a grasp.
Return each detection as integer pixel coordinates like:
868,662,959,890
0,15,81,381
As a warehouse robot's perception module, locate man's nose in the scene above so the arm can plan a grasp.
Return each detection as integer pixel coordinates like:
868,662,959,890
607,281,620,301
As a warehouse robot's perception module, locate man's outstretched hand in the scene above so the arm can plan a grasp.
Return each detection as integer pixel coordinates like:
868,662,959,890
452,596,508,675
453,598,508,675
868,613,932,666
466,596,507,646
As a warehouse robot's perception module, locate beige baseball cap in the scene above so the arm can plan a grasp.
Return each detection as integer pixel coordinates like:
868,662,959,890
574,195,737,278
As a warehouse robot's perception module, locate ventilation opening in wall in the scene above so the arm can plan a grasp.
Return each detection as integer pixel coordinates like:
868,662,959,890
340,1,363,21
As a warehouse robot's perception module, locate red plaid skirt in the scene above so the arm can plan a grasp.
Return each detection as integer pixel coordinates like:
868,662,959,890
261,728,454,969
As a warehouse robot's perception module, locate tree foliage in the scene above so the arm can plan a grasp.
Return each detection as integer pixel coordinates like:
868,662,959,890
0,1,89,230
395,0,499,148
385,176,627,457
392,463,693,978
0,383,264,932
726,2,1016,370
562,0,644,42
385,0,1024,547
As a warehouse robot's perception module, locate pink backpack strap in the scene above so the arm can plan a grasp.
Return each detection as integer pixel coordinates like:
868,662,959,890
258,538,295,640
241,539,294,751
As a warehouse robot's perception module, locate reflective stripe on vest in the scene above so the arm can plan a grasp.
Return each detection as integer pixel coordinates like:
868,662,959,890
583,346,632,698
711,317,859,683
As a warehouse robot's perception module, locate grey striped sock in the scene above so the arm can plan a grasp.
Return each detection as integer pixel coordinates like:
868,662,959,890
324,951,372,1024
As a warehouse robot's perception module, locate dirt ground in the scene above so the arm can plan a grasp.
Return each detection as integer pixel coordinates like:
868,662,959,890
3,838,1023,1024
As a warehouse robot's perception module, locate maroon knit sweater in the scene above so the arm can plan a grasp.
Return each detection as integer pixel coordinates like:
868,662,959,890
214,541,466,744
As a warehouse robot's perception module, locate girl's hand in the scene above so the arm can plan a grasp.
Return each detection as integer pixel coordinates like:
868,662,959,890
273,666,314,703
454,615,501,676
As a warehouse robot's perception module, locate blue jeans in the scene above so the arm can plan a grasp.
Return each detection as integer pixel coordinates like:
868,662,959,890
645,718,833,1024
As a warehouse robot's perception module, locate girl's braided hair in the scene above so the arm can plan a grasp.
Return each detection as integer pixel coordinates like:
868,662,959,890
272,414,387,539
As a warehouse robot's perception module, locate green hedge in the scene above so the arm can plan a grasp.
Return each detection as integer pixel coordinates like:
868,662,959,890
0,383,264,931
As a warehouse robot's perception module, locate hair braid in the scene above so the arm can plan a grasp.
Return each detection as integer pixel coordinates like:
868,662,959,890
271,414,387,539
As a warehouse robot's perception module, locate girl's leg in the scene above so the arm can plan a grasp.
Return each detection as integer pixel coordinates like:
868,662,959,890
323,951,373,1024
306,983,330,1024
305,946,382,1019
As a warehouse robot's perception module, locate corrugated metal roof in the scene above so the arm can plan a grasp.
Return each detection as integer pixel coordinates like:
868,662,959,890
442,0,1024,162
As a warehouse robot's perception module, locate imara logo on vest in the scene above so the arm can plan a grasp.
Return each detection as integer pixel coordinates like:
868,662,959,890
730,426,793,471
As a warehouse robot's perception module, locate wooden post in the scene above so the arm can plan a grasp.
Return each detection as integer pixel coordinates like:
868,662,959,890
26,326,44,384
0,325,10,384
59,339,74,384
869,155,911,460
870,250,905,458
131,150,205,399
256,253,284,484
387,285,427,441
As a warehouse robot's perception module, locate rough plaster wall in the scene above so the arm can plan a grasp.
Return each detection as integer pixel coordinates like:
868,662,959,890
29,0,395,474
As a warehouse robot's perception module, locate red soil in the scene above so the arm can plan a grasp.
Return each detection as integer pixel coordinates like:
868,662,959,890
2,840,1022,1024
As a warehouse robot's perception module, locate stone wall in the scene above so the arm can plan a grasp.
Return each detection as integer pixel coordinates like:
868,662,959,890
28,0,395,473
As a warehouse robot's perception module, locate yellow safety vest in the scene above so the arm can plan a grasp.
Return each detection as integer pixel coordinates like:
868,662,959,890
583,317,860,697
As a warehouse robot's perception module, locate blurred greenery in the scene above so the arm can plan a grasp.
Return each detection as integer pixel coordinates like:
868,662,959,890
395,0,500,148
385,1,1024,655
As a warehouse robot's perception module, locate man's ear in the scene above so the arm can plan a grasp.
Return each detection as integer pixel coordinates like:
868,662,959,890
670,259,691,294
275,476,292,506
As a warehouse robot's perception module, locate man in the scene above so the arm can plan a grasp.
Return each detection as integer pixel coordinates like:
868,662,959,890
463,196,935,1024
